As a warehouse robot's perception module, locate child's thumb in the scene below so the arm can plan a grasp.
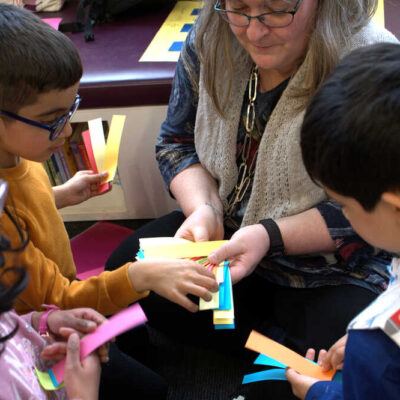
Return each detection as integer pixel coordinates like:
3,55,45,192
66,333,81,369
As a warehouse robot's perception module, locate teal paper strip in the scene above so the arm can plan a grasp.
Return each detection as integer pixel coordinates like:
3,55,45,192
333,371,343,383
214,323,235,330
136,250,144,259
242,368,287,384
254,354,287,369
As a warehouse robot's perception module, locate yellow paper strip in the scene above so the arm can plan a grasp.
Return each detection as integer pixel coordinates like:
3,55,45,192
35,367,64,391
102,115,126,183
142,240,227,258
213,316,234,325
199,291,219,310
139,237,190,247
88,118,106,172
214,308,234,319
373,0,385,27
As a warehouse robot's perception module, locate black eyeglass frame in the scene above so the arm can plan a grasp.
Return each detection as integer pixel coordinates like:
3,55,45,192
0,94,81,141
214,0,303,28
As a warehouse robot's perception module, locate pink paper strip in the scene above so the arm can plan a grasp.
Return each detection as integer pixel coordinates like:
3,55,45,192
51,303,147,385
42,18,62,30
82,130,110,194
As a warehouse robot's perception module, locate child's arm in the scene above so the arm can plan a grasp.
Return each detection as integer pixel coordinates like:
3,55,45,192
53,170,109,209
128,258,219,312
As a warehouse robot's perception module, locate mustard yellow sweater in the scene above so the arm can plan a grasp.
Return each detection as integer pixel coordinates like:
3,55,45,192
1,159,147,315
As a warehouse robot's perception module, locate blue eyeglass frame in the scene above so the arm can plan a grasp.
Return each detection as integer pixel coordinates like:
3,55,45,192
0,94,81,141
214,0,303,28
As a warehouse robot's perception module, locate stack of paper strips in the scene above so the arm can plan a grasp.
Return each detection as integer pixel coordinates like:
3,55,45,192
242,330,341,384
82,115,126,194
35,303,147,391
137,237,235,329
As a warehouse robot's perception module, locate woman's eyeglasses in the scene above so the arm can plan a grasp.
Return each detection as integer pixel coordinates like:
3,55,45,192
0,94,81,141
214,0,303,29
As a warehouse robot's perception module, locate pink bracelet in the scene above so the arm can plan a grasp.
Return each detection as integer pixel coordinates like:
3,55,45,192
39,304,59,336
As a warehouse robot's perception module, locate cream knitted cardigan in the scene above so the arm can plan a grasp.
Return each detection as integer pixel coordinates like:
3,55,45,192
195,21,398,227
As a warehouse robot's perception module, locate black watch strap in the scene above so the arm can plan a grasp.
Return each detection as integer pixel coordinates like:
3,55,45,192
259,218,285,257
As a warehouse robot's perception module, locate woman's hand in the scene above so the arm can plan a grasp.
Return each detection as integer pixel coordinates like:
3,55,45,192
175,203,224,242
39,308,109,363
129,258,219,312
53,170,111,209
286,348,325,400
320,334,347,372
208,224,270,284
64,333,101,400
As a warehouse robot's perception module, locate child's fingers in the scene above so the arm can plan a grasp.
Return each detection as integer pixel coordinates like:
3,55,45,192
65,333,82,371
172,293,198,313
97,344,110,363
317,349,327,365
305,348,315,361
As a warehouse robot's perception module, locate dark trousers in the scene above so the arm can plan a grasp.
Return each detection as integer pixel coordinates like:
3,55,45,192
105,211,377,399
99,334,167,399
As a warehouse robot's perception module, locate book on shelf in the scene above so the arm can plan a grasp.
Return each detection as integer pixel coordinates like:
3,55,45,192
62,141,78,177
57,149,72,181
53,151,68,183
42,120,111,186
49,154,63,185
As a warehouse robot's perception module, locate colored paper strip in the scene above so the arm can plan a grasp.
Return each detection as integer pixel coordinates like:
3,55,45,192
242,368,287,384
102,115,126,184
88,118,106,172
245,331,335,381
215,322,235,330
42,304,147,386
254,354,287,369
35,367,64,391
142,240,227,259
82,130,110,194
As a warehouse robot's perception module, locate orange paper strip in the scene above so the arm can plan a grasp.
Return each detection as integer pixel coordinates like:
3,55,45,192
245,330,335,381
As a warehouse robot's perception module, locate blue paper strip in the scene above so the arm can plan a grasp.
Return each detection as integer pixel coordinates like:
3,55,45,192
48,369,59,387
215,322,235,330
242,368,287,384
254,354,287,369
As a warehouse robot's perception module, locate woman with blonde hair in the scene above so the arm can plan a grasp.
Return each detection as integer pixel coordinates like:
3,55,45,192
107,1,398,397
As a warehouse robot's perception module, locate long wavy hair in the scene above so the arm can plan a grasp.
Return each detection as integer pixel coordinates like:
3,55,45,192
183,0,378,117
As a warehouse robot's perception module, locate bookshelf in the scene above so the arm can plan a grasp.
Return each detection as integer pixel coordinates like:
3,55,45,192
59,106,178,222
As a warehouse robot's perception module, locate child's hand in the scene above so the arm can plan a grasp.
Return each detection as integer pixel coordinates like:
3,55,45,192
64,333,101,400
320,334,347,372
53,170,110,209
208,224,270,284
39,308,109,363
129,258,219,312
286,348,324,400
